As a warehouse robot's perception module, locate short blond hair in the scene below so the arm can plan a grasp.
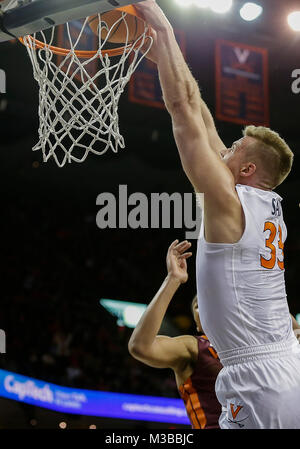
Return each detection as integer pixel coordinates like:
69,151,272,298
243,126,294,188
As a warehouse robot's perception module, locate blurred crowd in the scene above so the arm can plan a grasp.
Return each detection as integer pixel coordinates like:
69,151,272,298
0,200,196,398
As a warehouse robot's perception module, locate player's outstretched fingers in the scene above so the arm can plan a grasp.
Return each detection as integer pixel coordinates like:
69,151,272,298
178,252,193,260
169,240,179,252
174,241,192,254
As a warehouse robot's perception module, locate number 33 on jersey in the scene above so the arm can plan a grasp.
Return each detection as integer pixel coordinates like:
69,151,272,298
261,216,285,271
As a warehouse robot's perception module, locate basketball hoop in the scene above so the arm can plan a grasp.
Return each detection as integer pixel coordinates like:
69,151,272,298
18,5,153,167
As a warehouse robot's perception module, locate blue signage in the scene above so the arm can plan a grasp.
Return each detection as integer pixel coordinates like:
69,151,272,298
0,369,189,424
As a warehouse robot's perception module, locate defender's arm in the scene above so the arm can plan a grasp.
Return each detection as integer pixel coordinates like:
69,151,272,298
128,240,194,370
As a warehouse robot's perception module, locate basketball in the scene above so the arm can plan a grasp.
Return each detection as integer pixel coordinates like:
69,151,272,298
88,5,146,44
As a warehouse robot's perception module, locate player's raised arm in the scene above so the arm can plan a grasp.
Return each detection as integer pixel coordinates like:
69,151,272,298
200,98,227,157
128,240,195,370
136,1,232,197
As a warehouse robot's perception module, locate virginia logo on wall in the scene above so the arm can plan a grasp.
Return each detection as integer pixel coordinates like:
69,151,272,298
215,39,269,126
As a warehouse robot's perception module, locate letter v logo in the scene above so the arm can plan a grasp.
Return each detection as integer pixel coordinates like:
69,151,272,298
234,48,250,64
230,403,243,419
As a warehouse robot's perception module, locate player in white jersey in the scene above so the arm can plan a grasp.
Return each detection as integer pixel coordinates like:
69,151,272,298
136,1,300,428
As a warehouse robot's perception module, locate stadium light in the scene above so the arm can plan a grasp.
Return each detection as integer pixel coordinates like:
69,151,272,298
240,3,263,21
210,0,233,14
288,11,300,31
123,305,146,328
100,299,147,328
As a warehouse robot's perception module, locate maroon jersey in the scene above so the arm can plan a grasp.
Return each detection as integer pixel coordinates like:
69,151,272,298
178,335,222,429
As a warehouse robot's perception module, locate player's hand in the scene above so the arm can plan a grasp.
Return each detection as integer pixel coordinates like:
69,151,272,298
166,240,192,284
136,0,173,64
139,27,159,64
135,0,173,33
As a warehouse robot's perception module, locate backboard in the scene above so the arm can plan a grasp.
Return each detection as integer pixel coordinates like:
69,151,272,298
0,0,144,42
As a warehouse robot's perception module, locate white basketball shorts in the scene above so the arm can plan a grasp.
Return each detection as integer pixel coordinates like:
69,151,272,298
215,337,300,429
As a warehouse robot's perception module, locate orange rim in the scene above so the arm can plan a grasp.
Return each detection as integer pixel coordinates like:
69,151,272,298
18,5,149,58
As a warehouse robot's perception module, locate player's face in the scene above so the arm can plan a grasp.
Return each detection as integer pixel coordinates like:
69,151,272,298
221,138,246,179
222,138,243,162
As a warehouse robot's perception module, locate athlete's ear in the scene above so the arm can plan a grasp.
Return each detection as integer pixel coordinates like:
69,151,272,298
240,162,256,177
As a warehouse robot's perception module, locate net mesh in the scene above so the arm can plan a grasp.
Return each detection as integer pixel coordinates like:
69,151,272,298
22,11,152,167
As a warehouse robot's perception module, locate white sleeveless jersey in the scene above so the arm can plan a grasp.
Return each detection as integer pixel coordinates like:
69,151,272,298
196,184,294,355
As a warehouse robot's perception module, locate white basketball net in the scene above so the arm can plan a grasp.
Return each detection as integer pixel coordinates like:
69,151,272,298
22,12,152,167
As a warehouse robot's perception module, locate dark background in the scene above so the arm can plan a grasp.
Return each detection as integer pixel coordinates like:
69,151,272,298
0,0,299,428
